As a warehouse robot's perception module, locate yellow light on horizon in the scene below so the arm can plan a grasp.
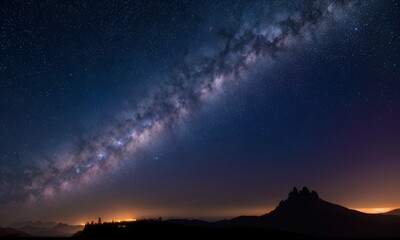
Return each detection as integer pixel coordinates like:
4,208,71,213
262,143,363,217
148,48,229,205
124,218,137,222
115,218,137,222
353,207,393,214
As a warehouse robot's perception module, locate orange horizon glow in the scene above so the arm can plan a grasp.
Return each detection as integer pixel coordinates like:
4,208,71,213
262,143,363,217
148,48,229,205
352,207,394,214
73,205,398,225
78,218,137,225
73,206,275,225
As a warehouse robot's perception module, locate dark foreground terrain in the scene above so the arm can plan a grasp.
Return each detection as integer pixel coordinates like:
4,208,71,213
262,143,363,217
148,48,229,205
75,221,304,239
2,187,399,238
73,187,400,238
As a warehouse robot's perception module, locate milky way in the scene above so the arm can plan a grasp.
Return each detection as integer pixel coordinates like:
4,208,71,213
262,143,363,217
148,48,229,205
3,0,359,204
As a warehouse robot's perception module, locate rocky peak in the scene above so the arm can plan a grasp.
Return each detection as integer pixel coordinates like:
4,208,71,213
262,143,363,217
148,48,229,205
287,186,319,201
275,187,320,212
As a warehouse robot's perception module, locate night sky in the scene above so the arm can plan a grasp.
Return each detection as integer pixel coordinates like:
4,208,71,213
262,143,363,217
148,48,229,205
0,0,399,225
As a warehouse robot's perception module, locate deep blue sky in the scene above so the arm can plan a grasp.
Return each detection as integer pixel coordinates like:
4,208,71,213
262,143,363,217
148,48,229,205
0,0,399,224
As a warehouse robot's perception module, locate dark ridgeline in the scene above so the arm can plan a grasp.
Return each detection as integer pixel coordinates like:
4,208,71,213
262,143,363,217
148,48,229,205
74,187,400,238
0,227,31,237
4,222,84,237
384,208,400,216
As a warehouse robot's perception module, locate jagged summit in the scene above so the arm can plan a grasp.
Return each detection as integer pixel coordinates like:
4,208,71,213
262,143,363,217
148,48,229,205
288,187,319,200
276,186,320,211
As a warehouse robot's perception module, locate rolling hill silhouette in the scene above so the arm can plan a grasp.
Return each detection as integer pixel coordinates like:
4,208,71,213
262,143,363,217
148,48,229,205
0,227,31,237
7,221,83,237
384,208,400,216
76,187,400,238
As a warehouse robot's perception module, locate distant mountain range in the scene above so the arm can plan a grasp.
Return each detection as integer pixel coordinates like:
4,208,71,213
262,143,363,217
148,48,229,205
76,187,400,238
7,221,83,237
0,227,31,237
9,220,58,229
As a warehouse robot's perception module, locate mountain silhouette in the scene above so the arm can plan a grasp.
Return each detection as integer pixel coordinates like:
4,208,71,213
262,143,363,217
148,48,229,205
224,187,400,237
76,187,400,238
